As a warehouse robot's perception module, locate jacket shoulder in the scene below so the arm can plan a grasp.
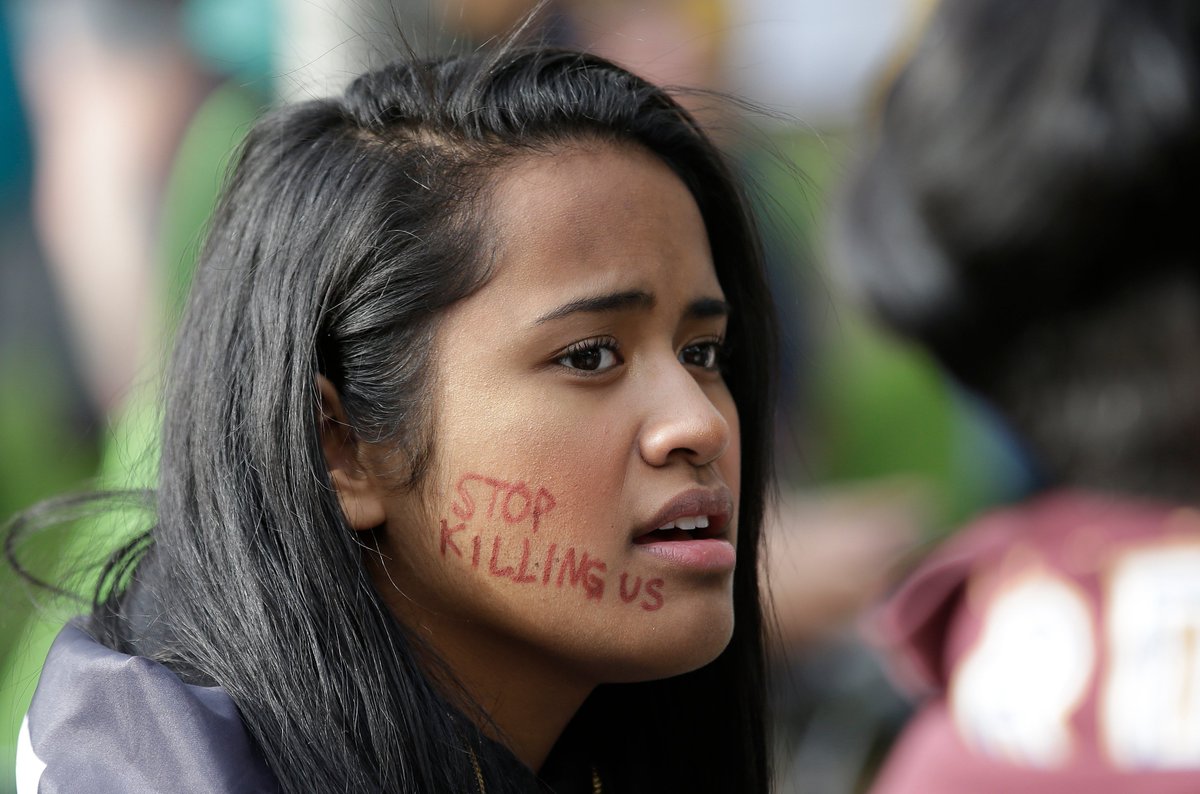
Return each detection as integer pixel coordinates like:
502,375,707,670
19,623,279,794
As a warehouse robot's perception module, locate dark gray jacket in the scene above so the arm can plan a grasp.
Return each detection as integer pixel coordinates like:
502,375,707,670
18,623,280,793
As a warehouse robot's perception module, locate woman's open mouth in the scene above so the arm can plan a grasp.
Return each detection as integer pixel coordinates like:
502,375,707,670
633,513,722,544
631,489,736,571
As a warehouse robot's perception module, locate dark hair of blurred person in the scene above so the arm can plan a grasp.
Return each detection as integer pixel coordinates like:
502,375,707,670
839,1,1200,792
842,0,1200,500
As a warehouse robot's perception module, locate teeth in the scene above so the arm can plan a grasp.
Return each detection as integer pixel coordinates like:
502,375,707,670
656,515,709,532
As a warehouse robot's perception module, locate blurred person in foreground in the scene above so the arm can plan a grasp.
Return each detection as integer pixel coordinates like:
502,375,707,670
837,0,1200,792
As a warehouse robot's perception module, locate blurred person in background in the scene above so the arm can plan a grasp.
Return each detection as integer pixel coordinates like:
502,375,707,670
2,0,271,786
15,0,272,416
437,0,727,127
0,6,99,789
838,0,1200,791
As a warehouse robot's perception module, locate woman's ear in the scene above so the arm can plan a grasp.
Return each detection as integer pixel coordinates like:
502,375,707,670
317,375,388,531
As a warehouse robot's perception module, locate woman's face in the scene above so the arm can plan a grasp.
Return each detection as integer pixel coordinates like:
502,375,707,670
364,143,740,698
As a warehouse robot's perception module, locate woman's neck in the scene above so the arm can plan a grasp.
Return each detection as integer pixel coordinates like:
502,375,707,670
388,594,595,770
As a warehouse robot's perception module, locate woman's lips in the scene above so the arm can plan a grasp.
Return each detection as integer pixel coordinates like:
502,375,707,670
632,537,736,571
631,487,736,571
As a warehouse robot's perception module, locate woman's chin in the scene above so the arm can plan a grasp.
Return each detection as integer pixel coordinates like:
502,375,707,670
590,605,736,684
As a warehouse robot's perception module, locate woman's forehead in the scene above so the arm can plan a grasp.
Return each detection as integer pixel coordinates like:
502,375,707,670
479,143,721,302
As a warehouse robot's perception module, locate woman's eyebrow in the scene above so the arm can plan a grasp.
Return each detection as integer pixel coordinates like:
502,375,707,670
687,297,731,319
535,289,655,324
534,291,730,324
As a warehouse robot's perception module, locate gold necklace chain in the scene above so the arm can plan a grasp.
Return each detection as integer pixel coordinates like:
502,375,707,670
470,747,487,793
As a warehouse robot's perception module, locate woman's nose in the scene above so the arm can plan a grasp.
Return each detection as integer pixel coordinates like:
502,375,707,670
637,363,732,468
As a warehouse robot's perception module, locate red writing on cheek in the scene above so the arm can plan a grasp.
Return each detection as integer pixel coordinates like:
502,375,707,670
641,578,665,612
437,522,665,611
489,536,515,578
620,573,665,610
556,547,607,601
619,573,642,603
513,537,538,584
452,473,556,532
542,543,557,585
440,520,466,557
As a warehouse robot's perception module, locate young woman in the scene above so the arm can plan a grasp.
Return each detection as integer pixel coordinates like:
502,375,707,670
13,45,777,793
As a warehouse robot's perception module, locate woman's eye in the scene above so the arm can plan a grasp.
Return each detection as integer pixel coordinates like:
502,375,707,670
680,340,722,370
557,339,621,373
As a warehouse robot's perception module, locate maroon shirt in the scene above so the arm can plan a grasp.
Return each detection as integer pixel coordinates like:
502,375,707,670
871,491,1200,794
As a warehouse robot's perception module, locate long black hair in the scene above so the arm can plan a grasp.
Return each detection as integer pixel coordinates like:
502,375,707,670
837,0,1200,501
21,47,778,792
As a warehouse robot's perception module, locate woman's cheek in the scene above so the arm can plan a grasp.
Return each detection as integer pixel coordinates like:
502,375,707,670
427,469,668,614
